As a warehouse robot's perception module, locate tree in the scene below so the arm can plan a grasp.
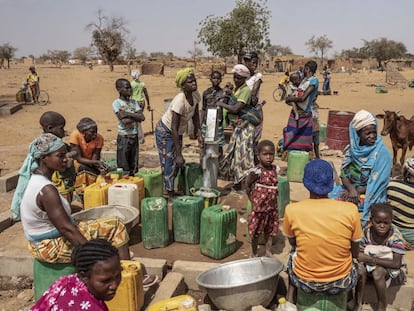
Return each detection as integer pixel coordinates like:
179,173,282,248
73,46,92,64
47,50,71,67
86,10,129,71
198,0,271,62
362,38,407,68
266,44,292,56
0,43,17,69
305,35,333,66
188,42,203,61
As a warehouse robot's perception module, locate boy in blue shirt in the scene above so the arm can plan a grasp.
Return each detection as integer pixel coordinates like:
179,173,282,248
112,78,145,176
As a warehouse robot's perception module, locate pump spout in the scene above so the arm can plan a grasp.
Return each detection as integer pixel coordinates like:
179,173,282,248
202,144,219,188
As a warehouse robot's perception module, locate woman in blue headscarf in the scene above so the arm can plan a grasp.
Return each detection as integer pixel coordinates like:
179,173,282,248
329,110,392,227
19,133,131,263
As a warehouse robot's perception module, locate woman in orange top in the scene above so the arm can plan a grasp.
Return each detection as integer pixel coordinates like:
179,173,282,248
70,118,107,201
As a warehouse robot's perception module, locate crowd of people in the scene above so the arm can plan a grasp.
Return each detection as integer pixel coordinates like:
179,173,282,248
8,59,414,310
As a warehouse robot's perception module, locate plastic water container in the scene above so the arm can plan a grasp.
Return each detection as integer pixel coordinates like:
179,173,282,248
319,123,327,142
148,295,197,311
287,151,309,182
183,162,203,195
277,176,290,218
108,183,139,211
118,176,145,209
136,169,163,197
83,181,111,209
106,260,144,311
141,197,169,249
33,259,75,301
297,288,347,311
190,187,220,208
172,196,204,244
200,204,237,259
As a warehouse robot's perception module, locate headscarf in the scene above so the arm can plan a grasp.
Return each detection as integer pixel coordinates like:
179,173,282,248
303,159,334,195
341,111,392,226
76,117,97,132
243,51,258,61
232,64,251,78
175,68,194,88
10,133,65,221
131,70,141,79
351,109,376,131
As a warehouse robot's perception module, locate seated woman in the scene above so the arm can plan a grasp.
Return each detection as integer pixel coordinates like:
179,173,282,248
30,239,122,310
69,118,108,200
20,133,131,263
387,157,414,249
329,110,392,227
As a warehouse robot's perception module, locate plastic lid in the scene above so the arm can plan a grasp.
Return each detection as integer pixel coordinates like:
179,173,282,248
278,297,286,304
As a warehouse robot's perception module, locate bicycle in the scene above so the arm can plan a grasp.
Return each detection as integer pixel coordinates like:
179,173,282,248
16,83,49,106
272,84,287,102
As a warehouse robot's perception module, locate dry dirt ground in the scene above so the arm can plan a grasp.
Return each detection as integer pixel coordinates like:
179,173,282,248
1,64,414,310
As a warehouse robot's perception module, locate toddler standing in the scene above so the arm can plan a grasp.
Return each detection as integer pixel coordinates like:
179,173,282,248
245,140,280,257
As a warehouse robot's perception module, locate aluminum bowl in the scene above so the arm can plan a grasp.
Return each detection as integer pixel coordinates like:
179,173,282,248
196,257,284,311
72,204,139,233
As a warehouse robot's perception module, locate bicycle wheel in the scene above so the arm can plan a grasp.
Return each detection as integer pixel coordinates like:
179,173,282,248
38,90,49,105
273,87,284,102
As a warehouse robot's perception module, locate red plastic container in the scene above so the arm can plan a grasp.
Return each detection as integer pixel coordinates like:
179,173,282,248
326,110,355,151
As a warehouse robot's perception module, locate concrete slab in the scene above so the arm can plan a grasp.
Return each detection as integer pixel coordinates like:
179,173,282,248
132,257,167,280
0,169,19,192
172,260,220,291
363,277,414,310
146,272,187,310
0,211,13,233
0,103,22,116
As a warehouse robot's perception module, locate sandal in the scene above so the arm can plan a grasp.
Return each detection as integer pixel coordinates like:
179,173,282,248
142,274,159,288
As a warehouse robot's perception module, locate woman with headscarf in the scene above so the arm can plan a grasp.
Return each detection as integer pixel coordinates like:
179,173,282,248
19,133,131,263
69,117,107,201
329,110,392,227
217,64,257,190
155,68,201,199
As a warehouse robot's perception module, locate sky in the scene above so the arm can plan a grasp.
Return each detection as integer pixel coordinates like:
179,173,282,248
1,0,413,59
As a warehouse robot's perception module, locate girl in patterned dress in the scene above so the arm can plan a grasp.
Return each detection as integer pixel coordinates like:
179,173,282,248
245,140,280,257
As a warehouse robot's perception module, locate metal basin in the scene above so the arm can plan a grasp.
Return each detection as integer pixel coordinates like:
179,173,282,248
196,257,284,311
72,204,139,233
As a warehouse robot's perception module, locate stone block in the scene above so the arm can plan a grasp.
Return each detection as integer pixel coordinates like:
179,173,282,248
0,169,19,192
132,257,167,280
172,260,220,290
146,272,186,310
0,103,22,116
0,211,13,233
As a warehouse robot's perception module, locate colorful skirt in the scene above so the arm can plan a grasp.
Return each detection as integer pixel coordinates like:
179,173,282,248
283,110,313,151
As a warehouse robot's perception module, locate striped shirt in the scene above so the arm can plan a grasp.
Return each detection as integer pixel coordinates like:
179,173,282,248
387,179,414,229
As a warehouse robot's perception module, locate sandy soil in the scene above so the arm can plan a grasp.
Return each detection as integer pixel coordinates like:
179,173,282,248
0,64,414,310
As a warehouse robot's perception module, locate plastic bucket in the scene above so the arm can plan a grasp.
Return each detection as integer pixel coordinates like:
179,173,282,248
326,110,355,150
287,151,309,182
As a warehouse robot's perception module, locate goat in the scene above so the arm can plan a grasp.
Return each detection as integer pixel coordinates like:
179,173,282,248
377,110,414,167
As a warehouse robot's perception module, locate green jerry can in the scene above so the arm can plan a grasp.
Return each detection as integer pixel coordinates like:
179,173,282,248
277,176,290,218
172,196,204,244
183,162,203,195
141,197,169,249
136,169,163,197
287,151,309,182
200,204,237,259
34,259,75,301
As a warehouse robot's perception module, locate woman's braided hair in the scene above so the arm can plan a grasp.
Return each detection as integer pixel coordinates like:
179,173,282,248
71,239,119,273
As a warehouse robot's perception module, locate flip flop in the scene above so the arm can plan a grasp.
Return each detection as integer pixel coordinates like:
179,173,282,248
142,274,159,288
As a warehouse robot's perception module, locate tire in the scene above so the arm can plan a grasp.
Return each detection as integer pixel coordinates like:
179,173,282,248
273,87,284,102
38,90,49,105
